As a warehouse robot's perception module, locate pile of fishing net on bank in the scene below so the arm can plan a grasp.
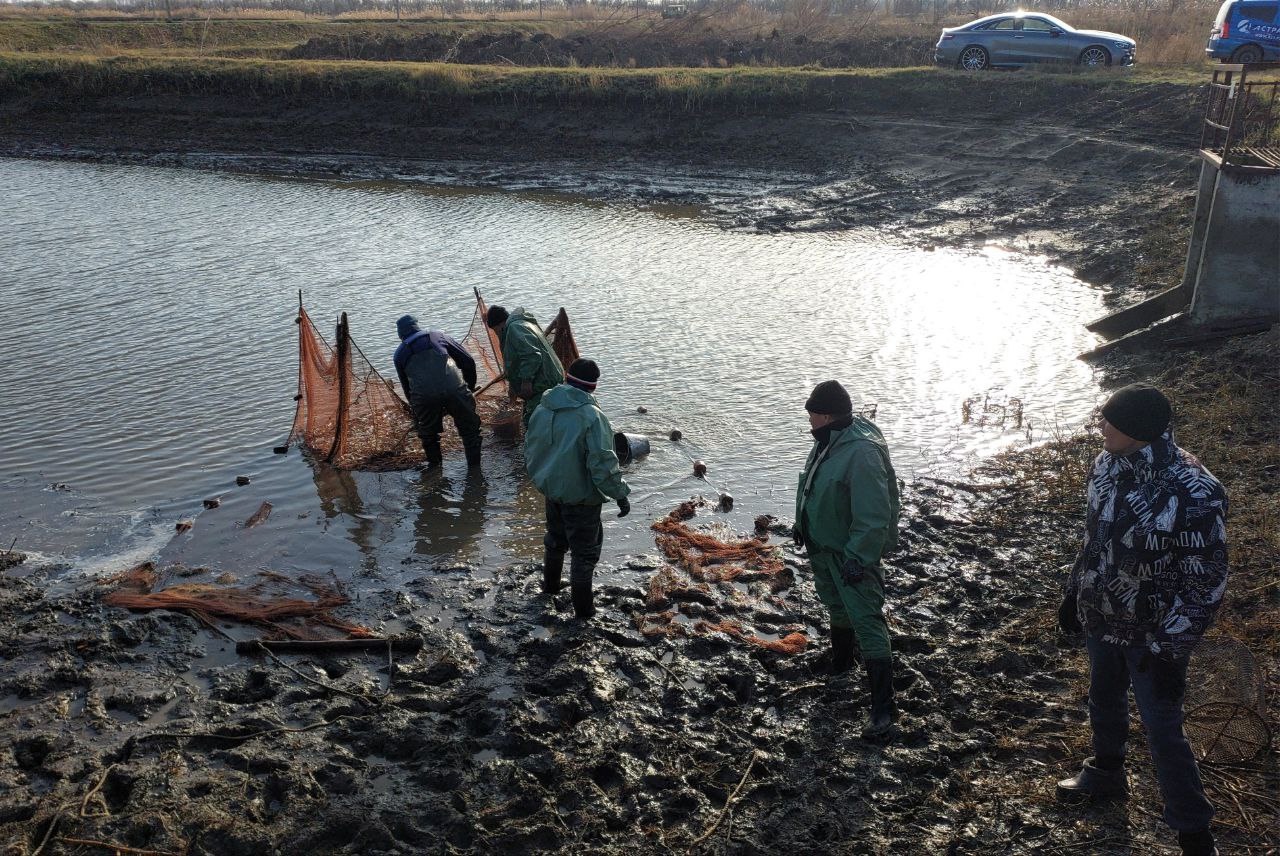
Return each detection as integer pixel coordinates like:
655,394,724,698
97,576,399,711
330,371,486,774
102,563,371,640
637,500,809,655
286,289,578,471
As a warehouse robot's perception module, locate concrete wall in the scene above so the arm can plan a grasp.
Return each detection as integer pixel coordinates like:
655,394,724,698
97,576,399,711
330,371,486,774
1188,157,1280,325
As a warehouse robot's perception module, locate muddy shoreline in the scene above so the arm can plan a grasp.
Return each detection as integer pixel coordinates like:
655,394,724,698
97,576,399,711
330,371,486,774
2,74,1203,300
4,84,1276,855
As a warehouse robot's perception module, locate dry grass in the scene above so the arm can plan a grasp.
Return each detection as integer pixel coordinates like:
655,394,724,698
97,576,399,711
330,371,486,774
0,0,1225,66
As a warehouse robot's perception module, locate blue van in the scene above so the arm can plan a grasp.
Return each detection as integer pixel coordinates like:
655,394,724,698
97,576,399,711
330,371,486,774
1207,0,1280,62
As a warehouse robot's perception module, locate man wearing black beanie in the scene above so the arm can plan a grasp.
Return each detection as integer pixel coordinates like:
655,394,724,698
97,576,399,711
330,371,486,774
795,379,901,740
524,358,631,620
1057,383,1229,856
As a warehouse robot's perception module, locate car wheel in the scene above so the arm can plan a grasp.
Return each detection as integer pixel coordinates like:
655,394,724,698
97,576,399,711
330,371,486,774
959,46,990,71
1078,46,1111,67
1231,45,1263,63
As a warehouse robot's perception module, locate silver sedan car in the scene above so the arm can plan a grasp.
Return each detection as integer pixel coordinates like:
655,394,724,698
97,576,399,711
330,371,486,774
935,12,1136,70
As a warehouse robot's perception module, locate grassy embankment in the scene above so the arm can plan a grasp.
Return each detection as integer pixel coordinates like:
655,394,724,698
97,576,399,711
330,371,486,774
0,1,1222,67
0,50,1208,116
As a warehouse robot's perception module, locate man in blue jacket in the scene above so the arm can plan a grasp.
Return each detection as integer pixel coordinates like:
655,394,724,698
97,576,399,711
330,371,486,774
524,358,631,619
393,315,481,469
1057,383,1228,856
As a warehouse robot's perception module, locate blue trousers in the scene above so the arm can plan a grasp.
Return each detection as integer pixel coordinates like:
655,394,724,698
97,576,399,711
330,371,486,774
1086,635,1214,832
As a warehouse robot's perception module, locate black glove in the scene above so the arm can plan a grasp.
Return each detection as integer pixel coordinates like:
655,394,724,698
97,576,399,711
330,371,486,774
1147,651,1189,702
1058,592,1083,635
839,557,865,586
616,496,630,518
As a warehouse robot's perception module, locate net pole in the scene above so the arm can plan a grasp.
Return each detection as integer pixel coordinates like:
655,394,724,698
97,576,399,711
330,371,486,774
327,312,350,464
287,293,307,448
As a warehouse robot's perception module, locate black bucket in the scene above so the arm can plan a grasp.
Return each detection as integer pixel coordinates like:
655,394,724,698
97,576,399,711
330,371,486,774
613,432,651,465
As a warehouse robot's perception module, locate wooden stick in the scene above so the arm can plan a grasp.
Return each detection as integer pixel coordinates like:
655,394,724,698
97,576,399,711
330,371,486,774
235,636,422,655
57,837,183,856
691,750,760,847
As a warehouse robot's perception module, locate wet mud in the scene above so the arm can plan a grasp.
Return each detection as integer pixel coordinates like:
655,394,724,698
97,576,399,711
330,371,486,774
3,76,1274,855
1,478,1249,855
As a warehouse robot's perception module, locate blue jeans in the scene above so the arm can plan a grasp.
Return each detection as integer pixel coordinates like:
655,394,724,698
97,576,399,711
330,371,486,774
1086,635,1214,832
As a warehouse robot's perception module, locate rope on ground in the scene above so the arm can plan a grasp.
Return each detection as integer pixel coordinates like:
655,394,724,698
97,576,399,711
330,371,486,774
690,750,761,847
79,763,117,819
28,810,62,856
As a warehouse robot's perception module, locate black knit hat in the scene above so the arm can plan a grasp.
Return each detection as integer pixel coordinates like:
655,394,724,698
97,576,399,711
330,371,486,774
566,358,600,391
486,305,509,328
1102,383,1172,442
805,380,853,416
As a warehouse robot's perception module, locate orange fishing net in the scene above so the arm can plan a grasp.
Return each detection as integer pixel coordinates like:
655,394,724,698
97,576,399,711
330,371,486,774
289,307,424,471
103,563,372,640
286,291,581,468
638,503,807,655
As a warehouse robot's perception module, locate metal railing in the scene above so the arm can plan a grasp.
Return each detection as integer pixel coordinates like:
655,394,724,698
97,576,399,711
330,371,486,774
1201,63,1280,169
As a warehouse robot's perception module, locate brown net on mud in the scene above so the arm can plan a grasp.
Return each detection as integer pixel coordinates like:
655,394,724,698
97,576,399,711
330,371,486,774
1184,634,1272,762
638,503,806,655
288,292,583,464
102,563,372,640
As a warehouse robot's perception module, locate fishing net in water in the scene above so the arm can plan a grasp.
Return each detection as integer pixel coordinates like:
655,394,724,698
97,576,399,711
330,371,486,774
1184,634,1272,762
102,563,372,640
288,306,424,471
638,502,806,655
286,290,581,467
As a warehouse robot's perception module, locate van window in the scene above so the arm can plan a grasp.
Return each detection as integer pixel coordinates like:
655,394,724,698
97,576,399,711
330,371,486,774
1238,3,1279,20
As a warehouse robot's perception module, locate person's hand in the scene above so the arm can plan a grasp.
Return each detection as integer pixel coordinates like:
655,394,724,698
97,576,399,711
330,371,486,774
840,557,865,586
1058,593,1083,635
616,496,630,518
1147,651,1189,701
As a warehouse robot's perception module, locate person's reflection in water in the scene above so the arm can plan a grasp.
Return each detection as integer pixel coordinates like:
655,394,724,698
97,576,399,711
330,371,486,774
413,470,488,564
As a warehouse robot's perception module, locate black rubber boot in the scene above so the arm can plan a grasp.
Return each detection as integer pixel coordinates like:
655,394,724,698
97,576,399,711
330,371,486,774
542,550,565,595
830,627,857,675
571,582,596,620
463,439,481,469
1055,757,1128,803
1178,829,1218,856
861,657,897,740
421,437,443,468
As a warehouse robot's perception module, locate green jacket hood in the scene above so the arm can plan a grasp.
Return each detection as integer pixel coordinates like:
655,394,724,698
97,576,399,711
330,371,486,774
524,383,630,506
540,384,595,411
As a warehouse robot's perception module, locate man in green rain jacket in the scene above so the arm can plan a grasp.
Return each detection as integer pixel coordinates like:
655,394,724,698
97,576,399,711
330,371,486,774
524,358,631,619
486,305,565,428
795,380,901,740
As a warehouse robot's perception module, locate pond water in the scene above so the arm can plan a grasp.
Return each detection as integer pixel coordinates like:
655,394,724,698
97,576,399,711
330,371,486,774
0,158,1103,584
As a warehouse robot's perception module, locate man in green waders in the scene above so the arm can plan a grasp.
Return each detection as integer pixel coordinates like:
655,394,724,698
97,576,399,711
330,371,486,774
524,358,631,619
794,380,901,740
485,305,565,428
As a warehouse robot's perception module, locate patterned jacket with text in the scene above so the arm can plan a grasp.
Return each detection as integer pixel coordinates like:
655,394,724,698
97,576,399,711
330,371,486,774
1066,432,1229,658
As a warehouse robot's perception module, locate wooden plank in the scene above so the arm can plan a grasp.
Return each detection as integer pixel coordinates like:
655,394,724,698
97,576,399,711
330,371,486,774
1085,283,1193,339
236,636,424,655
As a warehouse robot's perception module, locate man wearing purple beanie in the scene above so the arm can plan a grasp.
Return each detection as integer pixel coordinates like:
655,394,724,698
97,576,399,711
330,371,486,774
1057,383,1229,856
